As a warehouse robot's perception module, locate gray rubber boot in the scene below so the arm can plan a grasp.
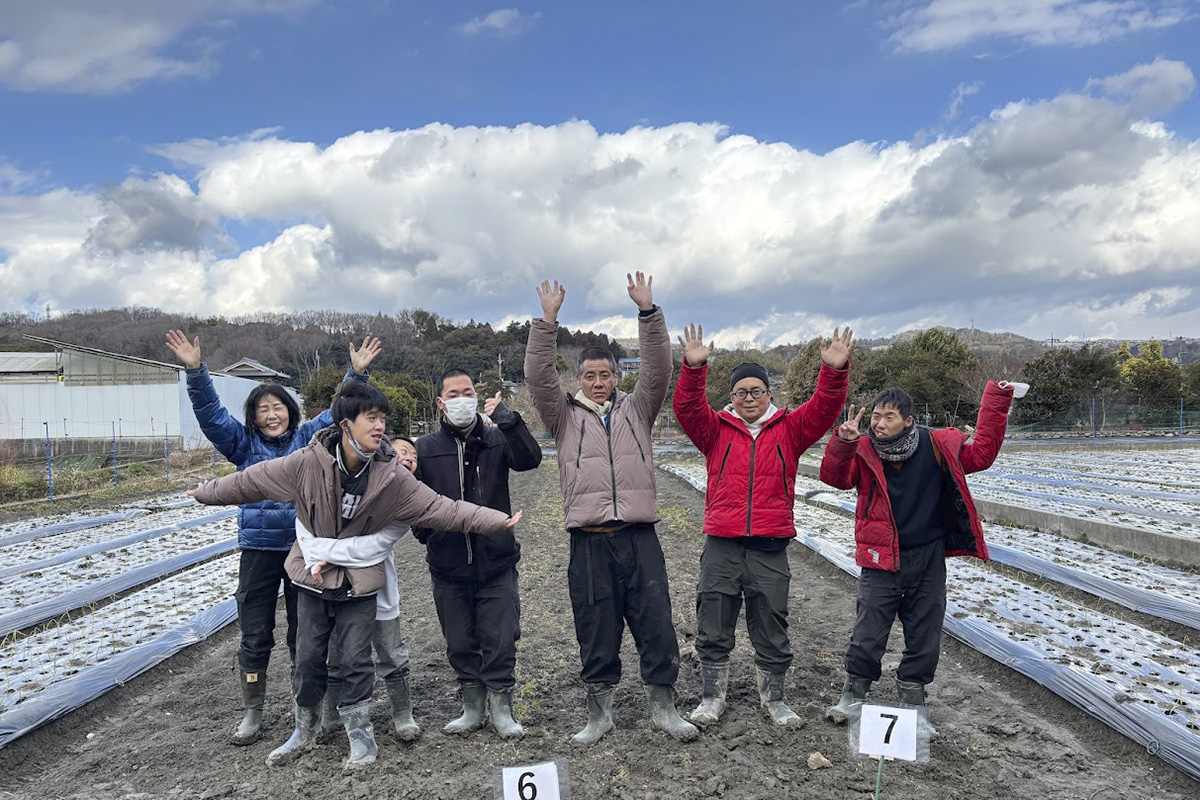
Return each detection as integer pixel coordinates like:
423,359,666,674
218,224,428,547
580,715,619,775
571,683,615,746
689,663,730,727
232,668,266,745
266,703,320,767
647,684,699,741
896,678,938,737
385,677,421,741
316,689,341,743
339,700,378,770
756,667,803,728
487,688,526,739
825,673,872,724
443,682,487,735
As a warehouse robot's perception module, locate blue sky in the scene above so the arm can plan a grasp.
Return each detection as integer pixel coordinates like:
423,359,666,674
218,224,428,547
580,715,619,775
2,1,1200,346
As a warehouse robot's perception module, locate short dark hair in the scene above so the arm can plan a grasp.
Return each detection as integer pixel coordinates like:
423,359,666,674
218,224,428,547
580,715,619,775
393,435,417,450
577,347,618,375
437,368,473,397
872,387,914,420
244,385,301,438
333,380,390,424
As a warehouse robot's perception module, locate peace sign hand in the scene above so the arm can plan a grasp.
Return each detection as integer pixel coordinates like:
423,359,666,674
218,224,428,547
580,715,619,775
836,405,865,441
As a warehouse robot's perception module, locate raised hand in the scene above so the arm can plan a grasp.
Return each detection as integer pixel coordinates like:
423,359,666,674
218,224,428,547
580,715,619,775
820,327,855,370
536,280,566,324
627,271,654,311
349,335,382,373
836,405,865,441
483,391,503,417
677,323,713,368
165,330,202,370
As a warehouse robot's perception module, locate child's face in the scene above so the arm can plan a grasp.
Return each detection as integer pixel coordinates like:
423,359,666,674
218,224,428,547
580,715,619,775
395,440,418,473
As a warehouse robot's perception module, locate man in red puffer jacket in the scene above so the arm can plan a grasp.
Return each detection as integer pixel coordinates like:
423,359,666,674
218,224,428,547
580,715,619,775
819,382,1016,735
673,323,852,728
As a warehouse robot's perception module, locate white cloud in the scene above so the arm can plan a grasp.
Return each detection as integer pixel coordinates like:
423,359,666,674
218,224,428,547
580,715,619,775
459,9,538,37
2,59,1200,342
944,80,983,121
0,1,315,93
886,0,1193,53
1089,56,1197,116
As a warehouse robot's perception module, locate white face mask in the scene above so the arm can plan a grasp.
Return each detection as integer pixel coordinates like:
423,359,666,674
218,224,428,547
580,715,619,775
442,396,478,427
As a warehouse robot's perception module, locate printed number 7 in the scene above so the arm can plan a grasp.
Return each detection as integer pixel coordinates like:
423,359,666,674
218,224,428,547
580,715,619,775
880,713,899,744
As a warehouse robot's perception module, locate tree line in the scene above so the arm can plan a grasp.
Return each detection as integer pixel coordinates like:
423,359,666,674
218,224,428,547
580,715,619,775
2,308,1197,434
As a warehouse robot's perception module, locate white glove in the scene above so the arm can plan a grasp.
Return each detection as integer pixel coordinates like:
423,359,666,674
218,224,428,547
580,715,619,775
998,381,1029,399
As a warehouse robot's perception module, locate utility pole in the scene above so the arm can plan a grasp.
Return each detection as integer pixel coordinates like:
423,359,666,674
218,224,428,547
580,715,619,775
498,352,504,381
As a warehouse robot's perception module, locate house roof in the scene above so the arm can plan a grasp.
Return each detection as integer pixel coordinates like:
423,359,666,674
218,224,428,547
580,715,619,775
221,357,291,379
0,352,58,374
22,334,182,371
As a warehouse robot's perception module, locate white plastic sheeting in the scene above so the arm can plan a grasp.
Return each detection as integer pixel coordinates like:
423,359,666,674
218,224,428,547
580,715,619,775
661,462,1200,780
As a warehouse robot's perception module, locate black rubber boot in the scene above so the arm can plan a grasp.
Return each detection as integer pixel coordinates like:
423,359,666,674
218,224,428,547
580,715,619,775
266,703,320,766
386,676,421,741
825,673,872,725
443,682,487,735
339,700,378,770
896,678,938,737
487,688,525,739
690,663,730,727
232,668,266,745
756,667,802,728
571,683,615,746
647,684,699,741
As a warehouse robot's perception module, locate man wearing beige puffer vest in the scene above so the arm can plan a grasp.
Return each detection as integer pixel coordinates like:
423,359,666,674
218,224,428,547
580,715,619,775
525,272,698,746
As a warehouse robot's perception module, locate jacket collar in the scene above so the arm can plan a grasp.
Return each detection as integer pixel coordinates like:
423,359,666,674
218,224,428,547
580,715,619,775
716,405,786,435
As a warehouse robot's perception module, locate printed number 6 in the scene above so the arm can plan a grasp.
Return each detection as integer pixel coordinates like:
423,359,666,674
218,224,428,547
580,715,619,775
881,713,899,744
518,771,538,800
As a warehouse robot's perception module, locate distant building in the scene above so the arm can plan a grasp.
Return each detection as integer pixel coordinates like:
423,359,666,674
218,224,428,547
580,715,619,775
618,357,641,377
0,335,303,453
220,357,291,382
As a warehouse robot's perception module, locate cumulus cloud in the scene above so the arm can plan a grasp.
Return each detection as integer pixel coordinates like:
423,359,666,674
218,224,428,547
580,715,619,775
1,59,1199,342
886,0,1193,53
459,9,538,37
0,0,315,93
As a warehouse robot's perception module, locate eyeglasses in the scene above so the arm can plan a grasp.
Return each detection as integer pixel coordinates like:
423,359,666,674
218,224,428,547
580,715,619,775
731,387,768,400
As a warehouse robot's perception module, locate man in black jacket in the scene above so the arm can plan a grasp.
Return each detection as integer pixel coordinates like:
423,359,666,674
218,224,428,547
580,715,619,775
413,368,543,738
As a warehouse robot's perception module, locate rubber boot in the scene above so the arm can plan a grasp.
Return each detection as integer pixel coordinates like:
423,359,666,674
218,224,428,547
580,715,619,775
647,684,699,741
487,688,525,739
571,683,615,746
232,668,266,745
896,679,938,737
756,667,802,728
339,700,378,770
266,703,320,767
689,663,729,727
443,682,487,735
316,690,341,743
385,676,421,741
825,673,872,725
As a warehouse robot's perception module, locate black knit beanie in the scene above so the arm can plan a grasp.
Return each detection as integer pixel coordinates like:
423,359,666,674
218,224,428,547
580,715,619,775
729,362,769,390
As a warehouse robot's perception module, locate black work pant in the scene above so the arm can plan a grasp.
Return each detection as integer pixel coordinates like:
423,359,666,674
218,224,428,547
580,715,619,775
432,566,521,690
694,536,793,673
293,590,376,708
568,524,681,687
326,615,412,701
845,539,947,685
234,548,298,671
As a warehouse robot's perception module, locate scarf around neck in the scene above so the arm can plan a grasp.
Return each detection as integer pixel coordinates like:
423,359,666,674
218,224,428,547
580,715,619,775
869,424,919,462
573,390,613,417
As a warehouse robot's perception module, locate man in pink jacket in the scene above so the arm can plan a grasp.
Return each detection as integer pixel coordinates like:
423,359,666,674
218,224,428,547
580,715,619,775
819,382,1016,734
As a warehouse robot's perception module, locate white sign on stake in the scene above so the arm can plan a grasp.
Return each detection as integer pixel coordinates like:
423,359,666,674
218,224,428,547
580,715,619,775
497,759,567,800
857,703,919,762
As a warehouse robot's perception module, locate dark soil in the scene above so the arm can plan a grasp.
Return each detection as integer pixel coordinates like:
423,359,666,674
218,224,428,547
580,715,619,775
1,457,1196,799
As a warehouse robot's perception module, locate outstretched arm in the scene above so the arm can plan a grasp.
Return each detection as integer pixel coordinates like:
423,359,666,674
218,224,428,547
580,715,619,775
524,280,571,437
672,322,720,453
627,272,671,420
168,330,248,462
188,450,304,506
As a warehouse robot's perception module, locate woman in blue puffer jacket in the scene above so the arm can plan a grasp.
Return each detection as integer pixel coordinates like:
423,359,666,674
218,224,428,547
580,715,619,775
166,329,380,744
